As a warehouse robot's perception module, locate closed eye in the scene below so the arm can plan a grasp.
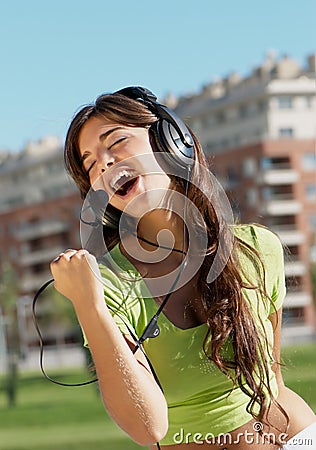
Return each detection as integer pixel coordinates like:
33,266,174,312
85,160,95,174
108,136,127,150
82,135,127,174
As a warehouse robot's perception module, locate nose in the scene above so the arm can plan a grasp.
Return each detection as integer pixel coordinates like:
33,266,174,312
97,152,115,174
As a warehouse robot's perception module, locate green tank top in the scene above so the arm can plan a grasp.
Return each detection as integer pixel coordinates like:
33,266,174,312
91,224,286,445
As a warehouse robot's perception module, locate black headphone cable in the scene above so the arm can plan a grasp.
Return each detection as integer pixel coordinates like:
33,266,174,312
32,167,191,450
132,166,191,350
32,279,165,390
32,280,163,449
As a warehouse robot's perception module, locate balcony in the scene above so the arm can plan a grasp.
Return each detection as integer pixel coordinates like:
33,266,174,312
261,167,299,185
284,291,311,308
19,271,52,292
263,194,302,216
20,245,65,266
281,324,315,343
271,225,305,246
284,259,306,277
15,220,70,241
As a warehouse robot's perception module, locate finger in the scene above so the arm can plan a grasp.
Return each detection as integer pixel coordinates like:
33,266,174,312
76,249,89,258
52,252,64,263
61,249,90,262
62,249,78,261
52,250,77,264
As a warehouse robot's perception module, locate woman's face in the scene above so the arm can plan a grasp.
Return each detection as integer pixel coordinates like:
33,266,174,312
78,116,171,215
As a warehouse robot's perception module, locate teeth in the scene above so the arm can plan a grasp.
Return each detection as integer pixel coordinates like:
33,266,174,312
110,169,137,190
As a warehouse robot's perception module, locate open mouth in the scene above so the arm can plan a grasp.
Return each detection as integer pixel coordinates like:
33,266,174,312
110,169,139,198
116,176,139,197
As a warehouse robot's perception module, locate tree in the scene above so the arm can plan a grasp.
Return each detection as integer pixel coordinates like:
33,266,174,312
311,262,316,308
0,262,19,407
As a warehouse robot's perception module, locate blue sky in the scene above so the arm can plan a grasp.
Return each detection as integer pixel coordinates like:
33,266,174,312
0,0,315,152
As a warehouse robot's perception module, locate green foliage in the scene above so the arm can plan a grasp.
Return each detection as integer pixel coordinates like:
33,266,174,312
311,262,316,307
39,284,77,327
36,283,83,345
0,261,20,351
0,261,18,314
0,261,20,407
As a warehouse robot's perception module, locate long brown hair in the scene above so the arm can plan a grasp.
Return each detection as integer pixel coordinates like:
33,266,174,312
64,92,285,428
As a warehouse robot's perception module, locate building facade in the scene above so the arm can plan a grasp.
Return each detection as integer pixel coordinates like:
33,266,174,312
0,137,82,355
0,54,315,368
172,53,316,342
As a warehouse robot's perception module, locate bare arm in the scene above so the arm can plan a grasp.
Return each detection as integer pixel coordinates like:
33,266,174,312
269,307,315,435
50,249,168,446
269,307,284,387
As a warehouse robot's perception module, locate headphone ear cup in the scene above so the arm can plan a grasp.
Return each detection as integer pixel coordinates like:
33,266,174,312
102,204,121,229
88,189,121,229
149,120,194,175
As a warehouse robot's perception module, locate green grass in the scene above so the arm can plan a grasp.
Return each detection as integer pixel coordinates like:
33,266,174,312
0,369,144,450
0,343,315,450
280,342,316,411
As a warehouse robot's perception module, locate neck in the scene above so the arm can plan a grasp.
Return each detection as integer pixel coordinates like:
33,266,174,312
136,209,187,254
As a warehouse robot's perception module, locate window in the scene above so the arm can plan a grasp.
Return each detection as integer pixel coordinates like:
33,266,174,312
31,263,48,274
261,156,291,170
282,307,304,325
226,107,238,121
20,243,30,254
47,161,63,173
29,238,43,251
305,183,316,200
9,246,18,259
245,188,258,207
216,112,225,124
305,96,313,108
261,157,271,170
205,115,217,127
309,213,316,229
204,141,216,153
190,119,201,131
279,128,294,137
257,100,267,112
239,105,248,118
311,243,316,263
242,158,257,177
262,187,272,200
277,96,293,109
302,152,316,171
227,165,240,184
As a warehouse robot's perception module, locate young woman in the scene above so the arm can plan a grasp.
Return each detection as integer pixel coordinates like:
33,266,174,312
50,87,315,449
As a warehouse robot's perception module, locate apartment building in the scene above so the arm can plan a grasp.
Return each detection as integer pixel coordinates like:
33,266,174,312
172,53,316,342
0,53,315,360
0,137,82,350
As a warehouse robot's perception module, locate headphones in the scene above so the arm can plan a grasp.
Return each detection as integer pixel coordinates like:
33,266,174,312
89,86,195,229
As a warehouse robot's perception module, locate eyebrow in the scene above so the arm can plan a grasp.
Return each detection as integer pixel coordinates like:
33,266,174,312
80,126,126,163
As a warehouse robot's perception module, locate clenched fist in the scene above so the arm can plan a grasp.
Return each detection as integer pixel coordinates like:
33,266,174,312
50,249,104,307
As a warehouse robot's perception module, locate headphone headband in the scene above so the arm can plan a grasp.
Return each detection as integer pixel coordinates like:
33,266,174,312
114,86,158,103
114,86,195,158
